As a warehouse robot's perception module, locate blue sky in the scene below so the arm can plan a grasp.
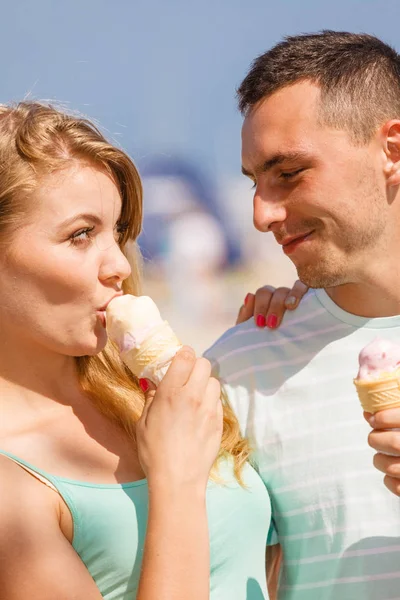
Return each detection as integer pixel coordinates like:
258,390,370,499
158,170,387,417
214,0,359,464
2,0,400,179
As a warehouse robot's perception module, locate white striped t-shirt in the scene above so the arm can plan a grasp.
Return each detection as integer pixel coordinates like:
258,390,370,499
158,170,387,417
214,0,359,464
205,289,400,600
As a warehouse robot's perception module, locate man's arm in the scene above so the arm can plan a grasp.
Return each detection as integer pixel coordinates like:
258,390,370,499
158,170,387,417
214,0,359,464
266,544,282,600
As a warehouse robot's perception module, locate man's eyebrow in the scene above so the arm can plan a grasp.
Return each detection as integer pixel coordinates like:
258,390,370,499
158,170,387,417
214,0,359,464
241,151,309,178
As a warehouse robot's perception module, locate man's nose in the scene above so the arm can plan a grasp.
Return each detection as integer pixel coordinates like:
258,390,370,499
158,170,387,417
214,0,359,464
253,188,287,233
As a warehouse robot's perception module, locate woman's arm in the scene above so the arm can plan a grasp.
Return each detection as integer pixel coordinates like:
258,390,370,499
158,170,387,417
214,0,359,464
0,456,103,600
136,347,222,600
138,484,209,599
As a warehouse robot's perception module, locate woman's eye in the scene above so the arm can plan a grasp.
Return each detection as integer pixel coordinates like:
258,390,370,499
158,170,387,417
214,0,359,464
280,168,304,181
69,226,95,246
115,221,129,242
251,181,257,190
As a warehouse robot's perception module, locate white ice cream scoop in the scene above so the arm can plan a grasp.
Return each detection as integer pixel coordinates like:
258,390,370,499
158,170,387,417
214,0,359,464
106,295,182,384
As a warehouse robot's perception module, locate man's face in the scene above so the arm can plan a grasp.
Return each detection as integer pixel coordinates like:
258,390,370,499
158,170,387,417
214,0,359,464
241,81,388,288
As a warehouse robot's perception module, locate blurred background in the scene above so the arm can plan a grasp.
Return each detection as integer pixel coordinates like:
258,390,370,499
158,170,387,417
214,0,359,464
2,0,400,351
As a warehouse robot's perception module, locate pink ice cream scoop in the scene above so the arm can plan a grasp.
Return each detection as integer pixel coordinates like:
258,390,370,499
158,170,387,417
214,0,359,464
354,337,400,414
357,338,400,381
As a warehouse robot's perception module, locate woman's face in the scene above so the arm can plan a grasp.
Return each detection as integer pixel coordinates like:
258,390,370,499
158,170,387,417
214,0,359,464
0,164,132,356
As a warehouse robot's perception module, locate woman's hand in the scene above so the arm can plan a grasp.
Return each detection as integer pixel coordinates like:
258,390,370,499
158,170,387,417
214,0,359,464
236,280,308,329
136,346,222,492
136,349,220,599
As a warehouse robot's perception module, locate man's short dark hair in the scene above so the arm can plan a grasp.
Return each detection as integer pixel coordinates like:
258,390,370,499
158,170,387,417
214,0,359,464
237,31,400,143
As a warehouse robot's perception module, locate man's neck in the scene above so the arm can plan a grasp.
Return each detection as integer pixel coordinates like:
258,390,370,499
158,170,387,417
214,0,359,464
326,271,400,318
324,211,400,317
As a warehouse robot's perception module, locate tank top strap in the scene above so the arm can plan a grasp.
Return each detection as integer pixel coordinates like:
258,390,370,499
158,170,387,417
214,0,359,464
0,449,59,493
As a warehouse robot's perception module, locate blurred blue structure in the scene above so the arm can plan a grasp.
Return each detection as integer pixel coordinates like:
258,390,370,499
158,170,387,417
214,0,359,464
138,156,242,266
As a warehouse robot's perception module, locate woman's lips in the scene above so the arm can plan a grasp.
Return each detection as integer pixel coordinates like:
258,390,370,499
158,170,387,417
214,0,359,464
97,292,124,328
97,310,106,328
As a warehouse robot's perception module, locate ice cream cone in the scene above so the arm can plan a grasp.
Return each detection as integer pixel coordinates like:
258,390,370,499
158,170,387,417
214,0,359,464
121,320,182,384
354,368,400,414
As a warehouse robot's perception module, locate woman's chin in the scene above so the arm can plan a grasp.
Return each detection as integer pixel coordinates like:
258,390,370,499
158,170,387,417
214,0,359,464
70,331,108,357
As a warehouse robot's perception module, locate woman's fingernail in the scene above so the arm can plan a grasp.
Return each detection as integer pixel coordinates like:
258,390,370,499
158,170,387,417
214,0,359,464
368,414,376,428
267,314,278,328
256,314,266,327
139,378,149,392
244,293,251,305
285,295,297,307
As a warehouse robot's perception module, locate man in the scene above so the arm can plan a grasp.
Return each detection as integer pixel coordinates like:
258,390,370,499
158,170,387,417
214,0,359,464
205,31,400,599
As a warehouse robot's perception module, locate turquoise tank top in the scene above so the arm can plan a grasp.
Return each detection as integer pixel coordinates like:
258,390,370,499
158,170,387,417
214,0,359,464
0,450,271,599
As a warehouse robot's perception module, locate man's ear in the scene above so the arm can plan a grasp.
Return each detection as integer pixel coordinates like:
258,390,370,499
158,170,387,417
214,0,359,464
382,120,400,186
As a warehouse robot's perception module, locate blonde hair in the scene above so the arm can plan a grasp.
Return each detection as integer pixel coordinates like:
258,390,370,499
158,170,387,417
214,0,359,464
0,101,250,481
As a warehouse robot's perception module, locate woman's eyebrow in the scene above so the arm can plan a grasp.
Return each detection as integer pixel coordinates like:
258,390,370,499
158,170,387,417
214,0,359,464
58,213,103,229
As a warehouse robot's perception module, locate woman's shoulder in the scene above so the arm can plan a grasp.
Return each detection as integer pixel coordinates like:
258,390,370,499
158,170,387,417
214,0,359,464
0,452,62,525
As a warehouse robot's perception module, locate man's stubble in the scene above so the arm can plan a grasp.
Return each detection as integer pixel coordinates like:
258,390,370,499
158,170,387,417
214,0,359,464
293,167,387,289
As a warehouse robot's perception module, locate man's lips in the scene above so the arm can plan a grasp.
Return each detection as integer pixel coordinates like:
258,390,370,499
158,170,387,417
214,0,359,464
280,231,314,255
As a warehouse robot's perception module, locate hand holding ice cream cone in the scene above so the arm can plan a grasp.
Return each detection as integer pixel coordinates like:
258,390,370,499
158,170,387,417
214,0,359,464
135,345,223,488
365,407,400,497
355,337,400,496
105,294,223,488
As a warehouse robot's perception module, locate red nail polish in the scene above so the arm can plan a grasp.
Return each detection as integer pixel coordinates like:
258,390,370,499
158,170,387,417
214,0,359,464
244,293,251,305
267,314,278,328
139,378,149,392
256,314,266,327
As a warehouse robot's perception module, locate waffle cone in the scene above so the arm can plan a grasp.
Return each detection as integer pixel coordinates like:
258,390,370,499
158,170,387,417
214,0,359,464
354,367,400,413
121,321,181,380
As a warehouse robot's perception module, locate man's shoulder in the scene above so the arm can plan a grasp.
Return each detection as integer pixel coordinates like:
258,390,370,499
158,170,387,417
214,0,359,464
204,318,260,361
204,289,326,377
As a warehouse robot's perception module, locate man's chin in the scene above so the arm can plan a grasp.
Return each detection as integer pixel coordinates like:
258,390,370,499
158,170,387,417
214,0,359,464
296,263,347,289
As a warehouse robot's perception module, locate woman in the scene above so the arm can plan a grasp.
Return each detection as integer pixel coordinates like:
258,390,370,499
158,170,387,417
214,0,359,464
0,101,306,600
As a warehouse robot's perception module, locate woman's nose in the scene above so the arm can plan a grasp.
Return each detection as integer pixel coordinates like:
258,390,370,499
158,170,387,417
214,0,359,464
99,242,132,284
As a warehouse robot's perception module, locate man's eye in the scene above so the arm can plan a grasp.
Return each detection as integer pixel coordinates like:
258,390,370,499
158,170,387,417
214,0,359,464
280,169,304,181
